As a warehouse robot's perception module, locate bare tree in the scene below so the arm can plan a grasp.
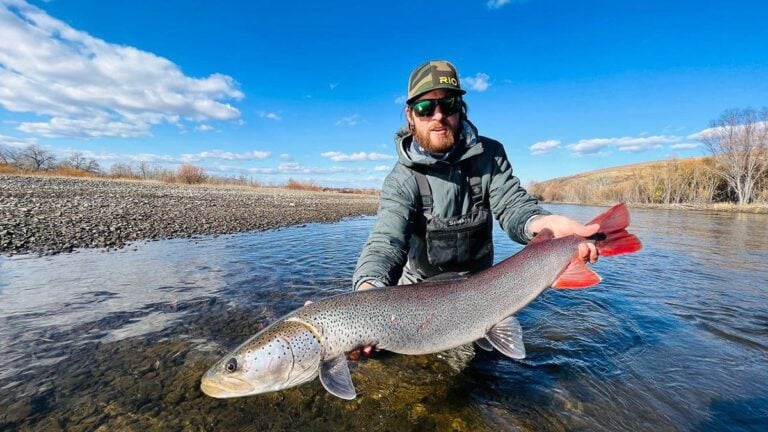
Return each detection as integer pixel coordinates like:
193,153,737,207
62,152,102,174
700,108,768,205
109,162,136,178
135,161,153,179
0,145,19,165
18,145,57,170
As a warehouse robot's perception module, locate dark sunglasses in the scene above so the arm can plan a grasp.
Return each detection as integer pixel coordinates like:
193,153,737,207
409,96,462,118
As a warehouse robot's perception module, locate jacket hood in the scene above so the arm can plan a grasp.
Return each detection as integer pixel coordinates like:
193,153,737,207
395,120,484,169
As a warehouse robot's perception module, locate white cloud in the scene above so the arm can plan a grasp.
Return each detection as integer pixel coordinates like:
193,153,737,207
280,153,293,161
0,1,243,139
258,111,281,121
195,124,214,132
568,135,680,156
0,133,38,148
687,121,768,141
394,95,407,105
462,73,491,92
180,150,271,162
487,0,528,9
529,139,561,155
320,151,394,162
247,162,368,175
669,143,702,150
335,114,360,127
374,165,390,172
17,114,156,138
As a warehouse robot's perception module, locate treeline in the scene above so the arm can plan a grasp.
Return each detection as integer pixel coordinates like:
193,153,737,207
0,143,379,195
0,144,257,185
530,108,768,208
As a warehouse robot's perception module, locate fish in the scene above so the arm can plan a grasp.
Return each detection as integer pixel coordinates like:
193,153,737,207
200,203,642,400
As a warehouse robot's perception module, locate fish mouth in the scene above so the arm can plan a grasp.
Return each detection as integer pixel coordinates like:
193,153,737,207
200,375,256,399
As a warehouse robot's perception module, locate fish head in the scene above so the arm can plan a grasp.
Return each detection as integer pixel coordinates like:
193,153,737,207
200,319,323,398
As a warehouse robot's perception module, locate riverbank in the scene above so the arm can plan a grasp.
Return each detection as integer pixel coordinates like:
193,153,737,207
540,200,768,214
0,175,379,256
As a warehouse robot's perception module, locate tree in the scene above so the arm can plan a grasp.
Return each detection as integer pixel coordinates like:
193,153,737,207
18,145,56,170
0,145,19,165
700,108,768,205
109,162,136,178
62,152,102,174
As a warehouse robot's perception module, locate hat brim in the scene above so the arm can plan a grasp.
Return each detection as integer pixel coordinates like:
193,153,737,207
407,87,466,104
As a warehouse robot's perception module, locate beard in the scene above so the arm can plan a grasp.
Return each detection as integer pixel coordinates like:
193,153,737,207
413,120,459,154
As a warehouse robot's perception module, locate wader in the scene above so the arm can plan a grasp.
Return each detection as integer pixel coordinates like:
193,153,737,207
398,161,493,285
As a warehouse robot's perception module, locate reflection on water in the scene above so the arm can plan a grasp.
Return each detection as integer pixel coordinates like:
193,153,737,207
0,206,767,431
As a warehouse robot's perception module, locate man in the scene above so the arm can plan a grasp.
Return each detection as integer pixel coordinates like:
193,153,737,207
353,60,598,292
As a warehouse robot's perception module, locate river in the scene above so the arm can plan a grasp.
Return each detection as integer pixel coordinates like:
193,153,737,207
0,204,766,431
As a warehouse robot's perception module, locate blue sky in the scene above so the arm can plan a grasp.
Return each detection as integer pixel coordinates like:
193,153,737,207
1,0,766,188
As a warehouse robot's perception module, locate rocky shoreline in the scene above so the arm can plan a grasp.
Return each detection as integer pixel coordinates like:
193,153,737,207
0,175,379,256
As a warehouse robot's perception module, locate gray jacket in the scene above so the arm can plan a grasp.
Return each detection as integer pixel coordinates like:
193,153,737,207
352,121,549,289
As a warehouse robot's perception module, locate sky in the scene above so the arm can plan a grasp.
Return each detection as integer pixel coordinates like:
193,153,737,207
1,0,766,188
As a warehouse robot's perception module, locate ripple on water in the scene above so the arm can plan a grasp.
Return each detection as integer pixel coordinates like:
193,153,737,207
0,208,767,431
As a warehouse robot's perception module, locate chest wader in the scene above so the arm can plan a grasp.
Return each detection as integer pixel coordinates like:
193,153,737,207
412,162,493,272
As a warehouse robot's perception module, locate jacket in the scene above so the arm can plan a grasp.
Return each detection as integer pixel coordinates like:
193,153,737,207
352,120,549,289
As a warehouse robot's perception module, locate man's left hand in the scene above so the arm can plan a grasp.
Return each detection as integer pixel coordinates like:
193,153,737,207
529,215,599,263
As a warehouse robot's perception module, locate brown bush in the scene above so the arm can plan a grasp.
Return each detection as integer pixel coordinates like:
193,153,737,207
285,179,322,191
174,164,207,184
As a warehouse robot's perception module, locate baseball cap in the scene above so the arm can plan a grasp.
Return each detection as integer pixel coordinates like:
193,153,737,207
407,60,466,104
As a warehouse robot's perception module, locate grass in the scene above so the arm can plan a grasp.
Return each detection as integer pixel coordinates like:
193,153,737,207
0,164,378,196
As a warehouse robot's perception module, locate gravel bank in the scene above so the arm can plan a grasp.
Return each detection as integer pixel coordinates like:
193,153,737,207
0,175,379,256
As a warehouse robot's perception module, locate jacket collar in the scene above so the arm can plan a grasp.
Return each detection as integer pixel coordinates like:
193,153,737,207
395,120,483,169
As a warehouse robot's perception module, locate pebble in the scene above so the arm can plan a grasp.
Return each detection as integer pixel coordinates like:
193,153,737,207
0,175,378,256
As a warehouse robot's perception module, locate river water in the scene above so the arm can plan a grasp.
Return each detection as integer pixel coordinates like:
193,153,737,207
0,204,766,431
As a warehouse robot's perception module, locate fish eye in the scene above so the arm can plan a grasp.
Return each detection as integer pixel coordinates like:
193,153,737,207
225,358,238,373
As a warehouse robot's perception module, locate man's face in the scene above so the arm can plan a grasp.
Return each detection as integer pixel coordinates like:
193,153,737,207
406,89,462,154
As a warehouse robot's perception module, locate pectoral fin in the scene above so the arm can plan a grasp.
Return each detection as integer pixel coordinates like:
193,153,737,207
475,338,494,351
319,355,356,400
486,316,526,359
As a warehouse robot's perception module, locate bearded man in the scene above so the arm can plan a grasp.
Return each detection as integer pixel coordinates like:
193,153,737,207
353,60,598,292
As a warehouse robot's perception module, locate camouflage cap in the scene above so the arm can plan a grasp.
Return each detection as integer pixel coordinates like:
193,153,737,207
407,60,466,103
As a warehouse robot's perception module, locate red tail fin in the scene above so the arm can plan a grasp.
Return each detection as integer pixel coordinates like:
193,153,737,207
552,203,641,290
588,203,642,257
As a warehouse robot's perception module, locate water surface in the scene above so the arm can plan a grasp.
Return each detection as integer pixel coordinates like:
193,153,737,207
1,205,766,431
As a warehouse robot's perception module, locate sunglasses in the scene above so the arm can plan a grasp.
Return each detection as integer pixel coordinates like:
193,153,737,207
409,96,462,118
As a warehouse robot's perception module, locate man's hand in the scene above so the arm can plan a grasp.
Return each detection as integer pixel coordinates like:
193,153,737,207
357,281,376,291
303,299,376,360
529,215,600,263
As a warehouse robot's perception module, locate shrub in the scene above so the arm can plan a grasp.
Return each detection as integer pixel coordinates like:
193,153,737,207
175,164,207,184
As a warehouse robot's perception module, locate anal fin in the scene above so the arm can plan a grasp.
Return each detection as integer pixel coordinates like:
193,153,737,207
552,256,602,289
475,338,493,352
320,355,356,400
486,316,526,359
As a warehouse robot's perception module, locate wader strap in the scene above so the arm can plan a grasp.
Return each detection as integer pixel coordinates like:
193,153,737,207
413,170,433,218
411,158,485,220
465,162,483,207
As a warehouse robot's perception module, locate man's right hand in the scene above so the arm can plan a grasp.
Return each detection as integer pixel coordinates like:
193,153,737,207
357,281,376,291
304,296,377,360
352,282,377,357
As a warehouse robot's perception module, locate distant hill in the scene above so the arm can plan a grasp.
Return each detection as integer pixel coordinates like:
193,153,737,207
527,157,735,206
